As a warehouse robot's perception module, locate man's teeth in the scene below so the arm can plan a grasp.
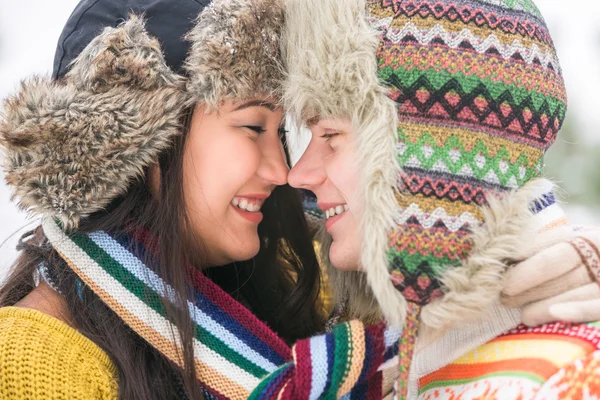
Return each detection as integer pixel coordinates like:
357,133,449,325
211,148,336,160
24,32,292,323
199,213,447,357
325,204,349,219
232,198,262,212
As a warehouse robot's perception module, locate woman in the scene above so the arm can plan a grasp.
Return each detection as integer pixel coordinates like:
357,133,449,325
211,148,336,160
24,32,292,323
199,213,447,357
284,0,600,398
0,0,324,398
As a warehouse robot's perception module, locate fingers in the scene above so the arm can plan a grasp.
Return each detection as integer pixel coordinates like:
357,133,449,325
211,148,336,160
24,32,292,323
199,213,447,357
511,225,575,261
549,298,600,323
503,241,581,297
520,283,600,327
502,264,591,308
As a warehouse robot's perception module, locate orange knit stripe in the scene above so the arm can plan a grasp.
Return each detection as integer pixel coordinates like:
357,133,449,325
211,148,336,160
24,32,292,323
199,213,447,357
60,251,250,399
419,357,557,388
338,320,366,397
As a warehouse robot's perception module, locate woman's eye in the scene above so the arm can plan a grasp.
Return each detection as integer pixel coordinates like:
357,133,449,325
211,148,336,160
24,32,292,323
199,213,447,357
245,126,266,134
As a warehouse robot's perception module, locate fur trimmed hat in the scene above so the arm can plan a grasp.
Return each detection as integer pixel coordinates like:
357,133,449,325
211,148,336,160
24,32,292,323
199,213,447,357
0,0,284,229
284,0,567,328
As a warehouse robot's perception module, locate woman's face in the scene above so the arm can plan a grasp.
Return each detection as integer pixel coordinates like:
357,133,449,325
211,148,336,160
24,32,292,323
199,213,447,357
181,99,288,266
288,118,362,271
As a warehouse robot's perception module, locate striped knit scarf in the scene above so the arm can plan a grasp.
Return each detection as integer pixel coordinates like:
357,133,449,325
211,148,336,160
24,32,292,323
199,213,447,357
42,218,401,399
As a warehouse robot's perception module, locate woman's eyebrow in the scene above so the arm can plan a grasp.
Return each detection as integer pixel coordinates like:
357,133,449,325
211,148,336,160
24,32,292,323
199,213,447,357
234,99,278,111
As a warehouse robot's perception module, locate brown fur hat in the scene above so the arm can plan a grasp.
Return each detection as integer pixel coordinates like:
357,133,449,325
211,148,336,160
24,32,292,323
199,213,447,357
0,0,284,229
185,0,284,107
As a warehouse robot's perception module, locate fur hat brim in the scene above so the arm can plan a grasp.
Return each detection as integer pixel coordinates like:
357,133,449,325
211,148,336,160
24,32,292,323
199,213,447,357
1,16,187,228
1,0,285,228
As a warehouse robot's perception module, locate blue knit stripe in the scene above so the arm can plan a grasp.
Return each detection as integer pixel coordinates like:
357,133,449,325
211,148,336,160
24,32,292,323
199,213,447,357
325,332,336,392
93,231,280,373
111,231,287,366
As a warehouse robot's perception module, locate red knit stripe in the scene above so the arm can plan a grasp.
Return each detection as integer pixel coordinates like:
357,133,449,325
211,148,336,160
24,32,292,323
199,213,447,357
292,339,313,399
130,227,292,360
366,371,383,399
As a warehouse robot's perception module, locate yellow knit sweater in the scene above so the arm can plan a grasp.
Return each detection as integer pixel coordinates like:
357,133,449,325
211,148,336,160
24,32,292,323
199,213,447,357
0,307,118,399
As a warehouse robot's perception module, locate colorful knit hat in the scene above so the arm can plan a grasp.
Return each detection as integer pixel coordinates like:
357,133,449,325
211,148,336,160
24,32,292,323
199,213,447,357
373,0,567,310
284,0,566,327
0,0,284,229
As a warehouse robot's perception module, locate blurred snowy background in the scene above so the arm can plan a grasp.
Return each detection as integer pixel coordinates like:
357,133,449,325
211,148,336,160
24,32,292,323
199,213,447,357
1,0,600,281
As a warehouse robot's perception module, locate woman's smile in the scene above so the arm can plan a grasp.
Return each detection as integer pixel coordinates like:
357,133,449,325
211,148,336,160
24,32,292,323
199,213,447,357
230,194,268,224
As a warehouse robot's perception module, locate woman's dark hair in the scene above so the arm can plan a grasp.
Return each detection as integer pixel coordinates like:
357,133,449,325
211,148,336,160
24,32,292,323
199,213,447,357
0,107,325,399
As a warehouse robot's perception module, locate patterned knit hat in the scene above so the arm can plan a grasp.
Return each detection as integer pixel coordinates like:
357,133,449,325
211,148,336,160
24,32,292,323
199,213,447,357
374,0,566,306
0,0,284,229
283,0,566,326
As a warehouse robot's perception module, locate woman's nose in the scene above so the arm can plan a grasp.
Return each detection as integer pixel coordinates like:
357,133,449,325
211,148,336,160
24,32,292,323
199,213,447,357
258,136,289,186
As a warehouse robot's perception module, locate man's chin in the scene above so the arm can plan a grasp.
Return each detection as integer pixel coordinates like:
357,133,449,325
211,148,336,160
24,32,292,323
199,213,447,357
329,241,360,271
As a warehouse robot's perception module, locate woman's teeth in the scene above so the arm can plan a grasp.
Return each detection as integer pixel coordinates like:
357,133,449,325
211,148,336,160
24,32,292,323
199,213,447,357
325,204,349,219
231,197,263,212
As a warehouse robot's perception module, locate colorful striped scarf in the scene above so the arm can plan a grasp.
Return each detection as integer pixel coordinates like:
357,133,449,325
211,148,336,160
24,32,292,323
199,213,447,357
42,218,401,399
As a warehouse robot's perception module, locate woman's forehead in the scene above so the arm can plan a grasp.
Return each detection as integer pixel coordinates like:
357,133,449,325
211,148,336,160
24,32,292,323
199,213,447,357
231,95,282,112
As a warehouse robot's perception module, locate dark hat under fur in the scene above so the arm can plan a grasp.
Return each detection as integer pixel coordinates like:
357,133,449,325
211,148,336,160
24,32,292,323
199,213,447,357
0,0,284,228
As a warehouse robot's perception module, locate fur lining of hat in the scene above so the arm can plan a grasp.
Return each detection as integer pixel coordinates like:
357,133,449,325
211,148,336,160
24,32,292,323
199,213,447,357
0,16,188,228
283,0,407,326
185,0,284,107
1,0,286,228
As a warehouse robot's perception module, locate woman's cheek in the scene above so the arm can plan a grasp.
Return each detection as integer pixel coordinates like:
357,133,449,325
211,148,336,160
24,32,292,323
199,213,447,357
235,139,262,177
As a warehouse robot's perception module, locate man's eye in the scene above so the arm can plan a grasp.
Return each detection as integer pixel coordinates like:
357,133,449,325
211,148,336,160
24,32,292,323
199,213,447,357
245,126,266,134
278,127,289,139
279,127,289,150
321,132,339,141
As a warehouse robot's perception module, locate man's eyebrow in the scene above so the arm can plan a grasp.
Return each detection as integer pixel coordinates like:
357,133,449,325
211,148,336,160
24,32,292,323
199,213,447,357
306,116,321,127
233,99,278,112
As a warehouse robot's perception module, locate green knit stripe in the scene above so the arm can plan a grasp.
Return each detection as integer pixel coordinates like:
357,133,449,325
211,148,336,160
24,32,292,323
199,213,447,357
379,66,566,115
323,323,352,400
396,131,543,186
247,364,291,400
419,371,545,394
68,232,269,378
480,0,543,19
388,250,461,275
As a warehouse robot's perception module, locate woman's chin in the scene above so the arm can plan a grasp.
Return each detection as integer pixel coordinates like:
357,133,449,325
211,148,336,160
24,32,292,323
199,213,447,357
229,235,261,262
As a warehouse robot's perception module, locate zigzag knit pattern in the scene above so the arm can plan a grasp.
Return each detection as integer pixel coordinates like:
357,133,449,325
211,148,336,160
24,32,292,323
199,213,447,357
42,219,401,399
383,21,558,69
380,0,551,43
367,0,567,305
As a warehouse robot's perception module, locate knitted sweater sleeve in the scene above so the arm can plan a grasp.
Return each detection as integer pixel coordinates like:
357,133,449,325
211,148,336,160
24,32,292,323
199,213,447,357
248,320,401,399
0,307,118,400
